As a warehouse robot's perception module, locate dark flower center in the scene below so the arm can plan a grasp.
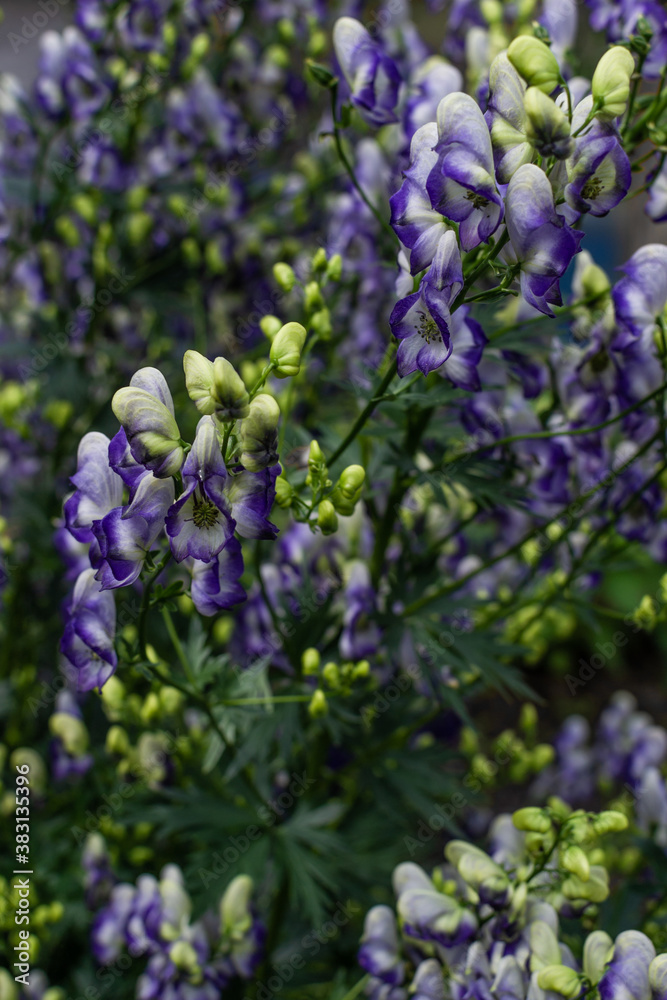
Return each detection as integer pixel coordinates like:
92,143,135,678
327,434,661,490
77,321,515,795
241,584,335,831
582,176,603,200
417,311,440,344
588,348,609,374
465,190,489,210
192,499,220,529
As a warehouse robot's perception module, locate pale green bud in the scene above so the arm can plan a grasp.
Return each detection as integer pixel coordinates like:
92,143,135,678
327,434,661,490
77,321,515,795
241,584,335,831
49,712,88,756
160,687,184,715
72,193,97,225
531,744,555,771
304,281,324,313
332,464,365,515
302,648,321,675
591,810,628,835
260,315,283,340
273,262,296,292
106,725,129,756
562,845,590,882
140,692,161,724
270,321,307,378
169,940,200,974
220,875,254,938
326,254,343,281
127,211,153,246
507,36,561,94
212,357,250,420
239,394,280,471
0,970,18,1000
310,307,332,339
55,215,80,248
592,46,635,121
562,864,609,903
100,675,125,716
519,702,538,738
580,262,611,301
354,660,370,679
523,87,573,159
583,930,613,983
275,474,294,508
529,920,562,972
308,689,328,717
312,247,328,273
513,807,552,833
10,749,46,793
308,440,326,470
446,842,510,905
317,499,338,535
112,372,183,479
537,966,582,999
322,661,339,688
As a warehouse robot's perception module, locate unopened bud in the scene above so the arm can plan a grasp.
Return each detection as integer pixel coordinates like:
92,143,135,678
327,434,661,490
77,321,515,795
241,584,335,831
260,315,283,340
513,807,552,833
537,966,582,999
592,46,635,121
562,845,590,882
524,87,573,159
239,394,280,471
106,726,129,756
317,499,338,535
49,713,88,756
308,689,328,717
270,321,307,378
327,254,343,281
273,262,296,292
301,648,321,675
507,35,561,94
275,473,294,508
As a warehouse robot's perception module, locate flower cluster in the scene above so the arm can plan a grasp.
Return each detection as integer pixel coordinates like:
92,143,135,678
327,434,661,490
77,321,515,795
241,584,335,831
357,802,667,1000
91,859,264,998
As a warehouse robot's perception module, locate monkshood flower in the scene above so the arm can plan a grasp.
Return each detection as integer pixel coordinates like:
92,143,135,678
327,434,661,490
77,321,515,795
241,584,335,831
404,56,463,138
523,89,573,161
332,17,401,127
563,97,631,218
166,417,235,563
108,427,147,492
598,931,655,1000
83,834,116,910
612,245,667,340
439,308,487,392
445,841,511,908
390,122,449,275
35,27,108,121
112,368,184,479
636,767,667,849
426,92,503,252
189,539,246,616
92,473,174,589
505,164,582,315
64,432,123,544
60,568,117,691
339,560,381,660
239,394,280,472
359,906,405,985
393,862,478,946
389,230,463,378
411,960,446,1000
183,350,249,420
49,689,93,781
217,873,266,979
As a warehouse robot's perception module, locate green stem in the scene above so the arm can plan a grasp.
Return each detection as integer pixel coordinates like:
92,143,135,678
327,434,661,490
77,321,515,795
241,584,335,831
161,604,197,690
339,976,370,1000
327,355,398,467
137,550,172,659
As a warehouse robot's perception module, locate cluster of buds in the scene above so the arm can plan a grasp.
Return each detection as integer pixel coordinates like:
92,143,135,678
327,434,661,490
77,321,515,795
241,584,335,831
460,703,556,786
302,646,371,716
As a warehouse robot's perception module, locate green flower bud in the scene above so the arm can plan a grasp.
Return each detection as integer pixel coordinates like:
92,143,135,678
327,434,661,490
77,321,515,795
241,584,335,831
312,248,328,273
0,969,18,1000
529,920,562,971
49,712,88,756
317,499,338,535
304,281,324,313
305,59,337,89
184,351,250,420
583,930,613,983
140,692,161,724
531,743,555,771
446,842,510,905
112,373,183,479
308,689,328,717
275,473,294,508
260,315,283,340
310,307,332,339
562,845,590,882
239,394,280,471
580,262,611,301
301,648,321,675
273,262,296,292
10,749,46,793
322,661,339,688
127,211,153,246
537,966,582,999
592,46,635,121
507,36,561,94
523,87,573,159
72,193,97,225
308,440,326,471
591,810,628,835
513,807,552,833
55,215,80,248
105,725,129,756
562,864,609,903
326,254,343,281
169,940,200,975
270,321,307,378
353,660,370,679
221,874,254,939
160,687,184,715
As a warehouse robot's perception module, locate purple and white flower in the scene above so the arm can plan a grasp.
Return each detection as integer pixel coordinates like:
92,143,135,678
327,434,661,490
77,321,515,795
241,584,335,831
333,17,401,128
